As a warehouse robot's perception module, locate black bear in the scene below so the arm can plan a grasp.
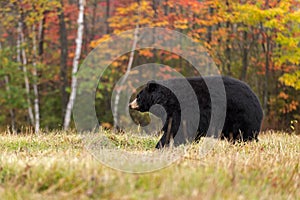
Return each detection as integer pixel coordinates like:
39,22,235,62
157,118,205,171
129,76,263,149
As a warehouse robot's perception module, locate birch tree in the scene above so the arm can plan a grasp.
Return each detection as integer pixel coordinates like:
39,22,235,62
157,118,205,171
32,24,40,133
18,19,35,126
112,0,141,130
113,24,139,129
64,0,85,130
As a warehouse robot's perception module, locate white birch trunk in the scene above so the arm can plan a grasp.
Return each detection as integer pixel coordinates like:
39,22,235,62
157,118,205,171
113,24,139,129
32,24,40,134
18,20,35,126
64,0,85,130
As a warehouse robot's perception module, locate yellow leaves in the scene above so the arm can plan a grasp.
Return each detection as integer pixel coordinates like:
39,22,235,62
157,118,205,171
0,57,9,68
110,0,153,30
231,4,259,24
90,35,111,49
139,17,152,25
174,19,189,30
264,18,284,31
277,70,300,114
231,0,292,28
116,1,152,15
116,2,139,15
195,28,207,34
193,18,206,26
279,71,300,90
152,20,169,27
287,10,300,23
276,33,298,48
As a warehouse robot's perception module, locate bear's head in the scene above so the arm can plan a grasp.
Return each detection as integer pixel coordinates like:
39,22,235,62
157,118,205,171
129,80,170,113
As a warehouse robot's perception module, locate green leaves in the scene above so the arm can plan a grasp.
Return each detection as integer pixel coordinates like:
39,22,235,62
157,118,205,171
0,47,27,109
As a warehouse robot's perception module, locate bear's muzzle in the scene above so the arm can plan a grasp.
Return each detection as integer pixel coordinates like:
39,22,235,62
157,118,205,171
129,98,139,110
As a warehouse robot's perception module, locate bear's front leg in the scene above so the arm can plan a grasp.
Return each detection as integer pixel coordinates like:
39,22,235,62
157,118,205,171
155,134,167,149
155,113,180,149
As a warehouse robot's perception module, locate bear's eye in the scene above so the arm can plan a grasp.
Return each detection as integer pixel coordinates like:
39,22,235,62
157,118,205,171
136,94,140,99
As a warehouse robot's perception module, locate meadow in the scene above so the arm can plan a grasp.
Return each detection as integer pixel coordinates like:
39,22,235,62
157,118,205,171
0,130,299,200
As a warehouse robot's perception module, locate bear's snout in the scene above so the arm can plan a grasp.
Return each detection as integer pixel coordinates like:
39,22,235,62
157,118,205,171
129,98,139,110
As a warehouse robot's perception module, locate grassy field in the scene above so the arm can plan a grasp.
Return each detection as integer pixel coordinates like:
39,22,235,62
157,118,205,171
0,130,299,200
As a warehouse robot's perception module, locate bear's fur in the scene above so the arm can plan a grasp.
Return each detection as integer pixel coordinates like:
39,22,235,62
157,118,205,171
129,76,263,149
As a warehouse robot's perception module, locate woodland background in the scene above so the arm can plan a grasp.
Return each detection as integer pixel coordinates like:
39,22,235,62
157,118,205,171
0,0,299,133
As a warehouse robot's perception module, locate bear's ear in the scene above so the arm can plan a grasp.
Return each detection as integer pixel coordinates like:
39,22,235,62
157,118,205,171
146,81,157,92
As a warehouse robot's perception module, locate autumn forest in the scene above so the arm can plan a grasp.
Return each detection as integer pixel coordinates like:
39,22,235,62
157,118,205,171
0,0,299,133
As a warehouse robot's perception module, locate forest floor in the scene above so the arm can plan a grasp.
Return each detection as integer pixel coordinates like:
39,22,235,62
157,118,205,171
0,130,299,200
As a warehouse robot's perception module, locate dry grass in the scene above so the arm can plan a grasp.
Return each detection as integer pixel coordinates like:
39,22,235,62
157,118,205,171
0,130,299,199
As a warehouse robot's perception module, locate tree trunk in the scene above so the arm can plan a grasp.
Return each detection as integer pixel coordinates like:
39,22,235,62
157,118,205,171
224,0,233,76
38,13,45,56
90,0,97,40
105,0,110,34
58,0,69,120
18,20,35,126
113,24,139,129
163,0,168,15
32,24,40,134
151,0,158,63
64,0,85,130
206,6,214,44
263,36,270,114
262,0,270,115
225,21,231,76
240,31,248,81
